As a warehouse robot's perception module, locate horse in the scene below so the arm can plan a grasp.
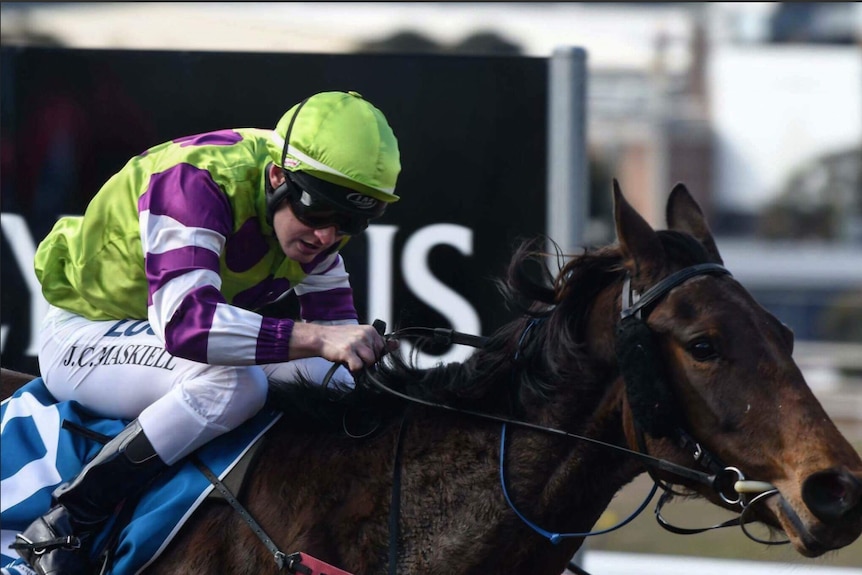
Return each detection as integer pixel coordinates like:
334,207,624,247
2,181,861,575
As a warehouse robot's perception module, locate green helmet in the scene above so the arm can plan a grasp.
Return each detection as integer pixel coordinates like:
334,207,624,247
267,91,401,203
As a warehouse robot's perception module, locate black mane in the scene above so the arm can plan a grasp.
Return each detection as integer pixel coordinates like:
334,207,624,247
268,233,712,432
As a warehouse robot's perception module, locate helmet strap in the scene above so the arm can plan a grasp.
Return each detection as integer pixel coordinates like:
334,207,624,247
280,97,310,168
267,97,310,225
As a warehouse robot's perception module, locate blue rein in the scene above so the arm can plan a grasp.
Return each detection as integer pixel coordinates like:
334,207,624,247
502,317,659,544
499,422,659,544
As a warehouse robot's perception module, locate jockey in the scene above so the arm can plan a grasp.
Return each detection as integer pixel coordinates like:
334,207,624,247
15,91,401,575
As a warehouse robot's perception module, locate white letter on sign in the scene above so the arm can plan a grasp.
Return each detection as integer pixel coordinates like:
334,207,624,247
0,214,48,356
401,224,480,366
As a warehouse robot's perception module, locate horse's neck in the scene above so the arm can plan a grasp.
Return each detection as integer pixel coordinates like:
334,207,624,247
528,381,638,506
239,378,638,575
504,284,642,537
461,375,633,574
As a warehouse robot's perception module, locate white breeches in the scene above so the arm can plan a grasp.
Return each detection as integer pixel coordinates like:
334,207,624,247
37,305,352,465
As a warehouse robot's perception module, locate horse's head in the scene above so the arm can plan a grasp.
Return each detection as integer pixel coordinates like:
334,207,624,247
609,180,862,557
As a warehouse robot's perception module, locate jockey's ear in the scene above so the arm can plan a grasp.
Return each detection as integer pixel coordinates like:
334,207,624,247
613,179,666,286
666,183,723,264
268,163,286,188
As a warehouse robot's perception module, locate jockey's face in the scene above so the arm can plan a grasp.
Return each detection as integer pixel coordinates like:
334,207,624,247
269,165,344,263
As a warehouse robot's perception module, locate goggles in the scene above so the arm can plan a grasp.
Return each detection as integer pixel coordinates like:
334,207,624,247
283,170,384,236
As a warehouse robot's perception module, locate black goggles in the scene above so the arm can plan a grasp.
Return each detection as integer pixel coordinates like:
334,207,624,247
283,170,385,236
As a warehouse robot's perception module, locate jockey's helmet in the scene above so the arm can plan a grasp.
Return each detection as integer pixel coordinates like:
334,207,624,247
265,91,400,231
267,91,400,201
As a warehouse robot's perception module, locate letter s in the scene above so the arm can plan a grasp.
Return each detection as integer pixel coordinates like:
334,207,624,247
401,224,480,366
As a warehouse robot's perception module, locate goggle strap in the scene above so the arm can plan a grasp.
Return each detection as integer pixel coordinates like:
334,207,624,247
281,97,310,168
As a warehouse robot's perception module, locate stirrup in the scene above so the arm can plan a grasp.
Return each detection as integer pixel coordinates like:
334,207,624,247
11,533,82,555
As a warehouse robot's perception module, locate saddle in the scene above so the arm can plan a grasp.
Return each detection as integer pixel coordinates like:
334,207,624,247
1,378,280,575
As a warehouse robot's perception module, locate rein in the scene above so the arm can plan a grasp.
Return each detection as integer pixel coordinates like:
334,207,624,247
363,359,725,489
363,262,790,569
365,355,788,544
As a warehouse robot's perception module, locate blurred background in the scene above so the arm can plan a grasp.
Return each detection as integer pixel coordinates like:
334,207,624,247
1,2,860,572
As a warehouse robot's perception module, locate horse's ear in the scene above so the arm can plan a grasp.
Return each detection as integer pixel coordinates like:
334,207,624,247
666,183,723,264
613,179,666,282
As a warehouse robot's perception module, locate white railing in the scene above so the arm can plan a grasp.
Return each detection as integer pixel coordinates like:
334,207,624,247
794,341,862,433
572,551,861,574
795,341,862,372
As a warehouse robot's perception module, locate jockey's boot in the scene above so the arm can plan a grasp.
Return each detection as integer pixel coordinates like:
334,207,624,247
14,419,168,575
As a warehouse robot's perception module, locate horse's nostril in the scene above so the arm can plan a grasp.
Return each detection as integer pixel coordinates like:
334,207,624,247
802,468,862,523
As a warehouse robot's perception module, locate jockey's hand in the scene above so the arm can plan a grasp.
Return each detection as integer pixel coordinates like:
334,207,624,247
290,322,398,372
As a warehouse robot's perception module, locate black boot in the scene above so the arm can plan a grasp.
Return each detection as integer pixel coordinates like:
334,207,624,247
14,419,168,575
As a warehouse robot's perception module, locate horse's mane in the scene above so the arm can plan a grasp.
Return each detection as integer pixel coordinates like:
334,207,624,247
268,232,712,432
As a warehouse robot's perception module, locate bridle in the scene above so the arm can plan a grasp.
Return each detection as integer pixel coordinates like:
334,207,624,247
359,262,790,558
616,263,787,545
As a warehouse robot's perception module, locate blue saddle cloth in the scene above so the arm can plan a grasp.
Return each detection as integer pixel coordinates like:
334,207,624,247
1,378,281,575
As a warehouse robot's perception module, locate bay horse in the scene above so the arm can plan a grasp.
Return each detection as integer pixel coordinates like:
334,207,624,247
3,182,861,574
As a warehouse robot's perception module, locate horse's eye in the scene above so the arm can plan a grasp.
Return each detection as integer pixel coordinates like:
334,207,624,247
688,338,718,362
